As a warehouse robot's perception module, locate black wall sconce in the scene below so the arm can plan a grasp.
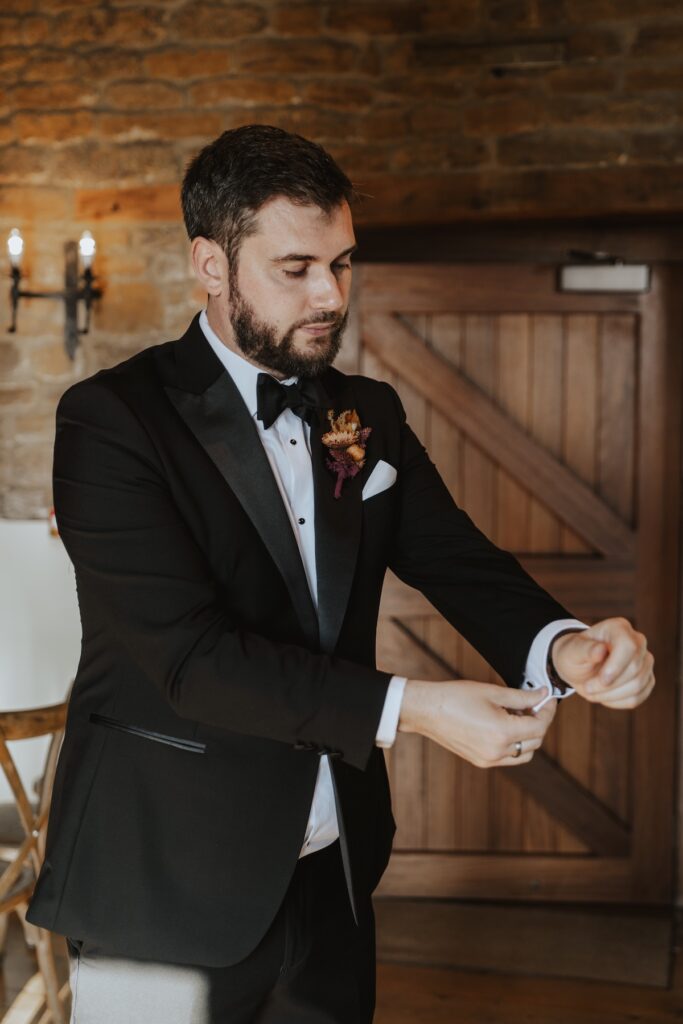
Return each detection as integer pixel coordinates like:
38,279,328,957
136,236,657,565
6,227,103,360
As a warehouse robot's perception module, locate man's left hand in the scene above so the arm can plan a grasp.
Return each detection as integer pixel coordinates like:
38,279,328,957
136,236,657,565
551,618,655,709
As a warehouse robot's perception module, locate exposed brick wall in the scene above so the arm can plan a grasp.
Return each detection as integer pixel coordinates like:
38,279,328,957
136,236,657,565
1,0,683,516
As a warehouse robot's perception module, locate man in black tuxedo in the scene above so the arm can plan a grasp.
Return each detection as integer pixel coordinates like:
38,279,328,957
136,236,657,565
27,125,655,1023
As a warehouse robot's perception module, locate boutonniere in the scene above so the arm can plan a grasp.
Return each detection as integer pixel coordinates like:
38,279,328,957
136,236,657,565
321,408,372,499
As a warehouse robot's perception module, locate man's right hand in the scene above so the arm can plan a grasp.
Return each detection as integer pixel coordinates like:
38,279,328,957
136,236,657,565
398,679,557,768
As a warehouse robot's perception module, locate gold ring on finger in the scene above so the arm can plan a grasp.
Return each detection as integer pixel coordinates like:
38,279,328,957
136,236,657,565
513,740,523,758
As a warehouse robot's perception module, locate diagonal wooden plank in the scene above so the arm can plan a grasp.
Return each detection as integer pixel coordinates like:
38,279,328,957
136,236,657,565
391,618,630,856
502,757,630,857
363,312,635,558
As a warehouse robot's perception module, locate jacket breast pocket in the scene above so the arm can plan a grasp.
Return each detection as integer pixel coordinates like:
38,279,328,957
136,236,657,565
89,712,206,754
361,459,397,502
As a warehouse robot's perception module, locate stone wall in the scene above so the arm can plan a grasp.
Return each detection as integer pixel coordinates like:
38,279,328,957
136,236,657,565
2,0,683,516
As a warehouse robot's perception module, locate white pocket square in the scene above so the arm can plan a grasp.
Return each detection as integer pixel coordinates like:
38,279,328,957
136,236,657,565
362,459,397,501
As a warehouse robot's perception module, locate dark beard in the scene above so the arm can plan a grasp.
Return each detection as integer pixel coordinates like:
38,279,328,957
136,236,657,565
228,279,347,379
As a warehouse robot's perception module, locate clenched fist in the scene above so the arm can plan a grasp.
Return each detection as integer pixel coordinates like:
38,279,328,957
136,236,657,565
551,617,655,710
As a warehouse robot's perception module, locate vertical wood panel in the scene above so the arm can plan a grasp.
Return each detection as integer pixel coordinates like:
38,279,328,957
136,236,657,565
592,315,637,823
632,266,681,899
598,315,636,525
529,315,564,556
561,316,599,556
555,314,599,854
524,314,565,851
496,315,556,852
496,315,531,556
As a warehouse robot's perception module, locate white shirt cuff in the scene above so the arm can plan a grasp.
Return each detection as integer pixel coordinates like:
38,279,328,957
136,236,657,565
375,675,408,748
521,617,590,710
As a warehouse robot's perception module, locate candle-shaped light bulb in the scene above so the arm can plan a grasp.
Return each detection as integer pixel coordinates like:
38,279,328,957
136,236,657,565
7,227,23,268
79,229,96,269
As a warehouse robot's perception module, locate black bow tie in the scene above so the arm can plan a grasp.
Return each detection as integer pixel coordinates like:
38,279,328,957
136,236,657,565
256,372,320,430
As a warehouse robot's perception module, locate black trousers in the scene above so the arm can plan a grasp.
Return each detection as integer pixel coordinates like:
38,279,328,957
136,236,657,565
67,839,376,1023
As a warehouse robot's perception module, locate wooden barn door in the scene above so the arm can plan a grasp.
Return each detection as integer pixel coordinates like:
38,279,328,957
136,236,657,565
347,262,681,906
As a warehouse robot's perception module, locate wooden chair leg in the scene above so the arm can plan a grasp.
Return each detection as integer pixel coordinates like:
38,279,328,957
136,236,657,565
0,911,10,956
24,920,65,1024
14,901,37,949
3,972,48,1024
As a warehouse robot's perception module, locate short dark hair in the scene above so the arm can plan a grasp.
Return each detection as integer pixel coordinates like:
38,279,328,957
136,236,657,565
180,124,359,275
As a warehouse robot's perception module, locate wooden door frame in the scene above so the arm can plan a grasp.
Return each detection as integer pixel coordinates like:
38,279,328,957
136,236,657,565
353,219,683,906
355,215,683,265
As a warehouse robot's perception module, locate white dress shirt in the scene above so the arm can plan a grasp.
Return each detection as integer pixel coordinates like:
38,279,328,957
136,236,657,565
198,309,589,857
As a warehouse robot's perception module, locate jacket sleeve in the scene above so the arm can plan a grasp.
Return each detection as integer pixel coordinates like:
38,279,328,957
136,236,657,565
383,381,578,690
53,379,392,772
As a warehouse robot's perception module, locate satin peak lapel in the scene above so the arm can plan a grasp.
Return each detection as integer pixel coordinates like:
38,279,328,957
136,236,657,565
310,382,366,656
164,372,320,650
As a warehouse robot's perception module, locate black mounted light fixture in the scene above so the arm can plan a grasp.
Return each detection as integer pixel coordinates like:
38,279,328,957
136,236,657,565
6,227,103,360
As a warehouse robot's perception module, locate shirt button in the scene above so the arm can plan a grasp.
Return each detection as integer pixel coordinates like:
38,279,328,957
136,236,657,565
298,517,305,524
290,438,297,445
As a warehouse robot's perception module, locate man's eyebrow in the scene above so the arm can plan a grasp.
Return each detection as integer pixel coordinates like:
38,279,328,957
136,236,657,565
270,244,358,264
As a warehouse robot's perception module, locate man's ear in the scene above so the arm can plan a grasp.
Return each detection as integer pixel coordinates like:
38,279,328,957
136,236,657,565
190,237,227,298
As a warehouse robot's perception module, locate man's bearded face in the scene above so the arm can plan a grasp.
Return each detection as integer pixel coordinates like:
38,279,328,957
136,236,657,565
224,196,355,379
228,264,348,379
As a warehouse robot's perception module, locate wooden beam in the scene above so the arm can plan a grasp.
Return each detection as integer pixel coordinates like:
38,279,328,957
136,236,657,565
364,313,635,558
356,218,683,264
375,901,672,987
375,852,634,901
360,264,643,313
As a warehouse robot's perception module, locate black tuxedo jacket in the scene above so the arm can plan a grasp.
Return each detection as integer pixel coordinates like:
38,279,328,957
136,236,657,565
26,311,574,966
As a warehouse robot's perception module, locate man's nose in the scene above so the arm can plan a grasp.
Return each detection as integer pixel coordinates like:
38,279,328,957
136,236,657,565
308,269,345,313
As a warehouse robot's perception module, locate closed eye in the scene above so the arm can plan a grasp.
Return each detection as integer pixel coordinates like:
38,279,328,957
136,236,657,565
284,263,352,279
